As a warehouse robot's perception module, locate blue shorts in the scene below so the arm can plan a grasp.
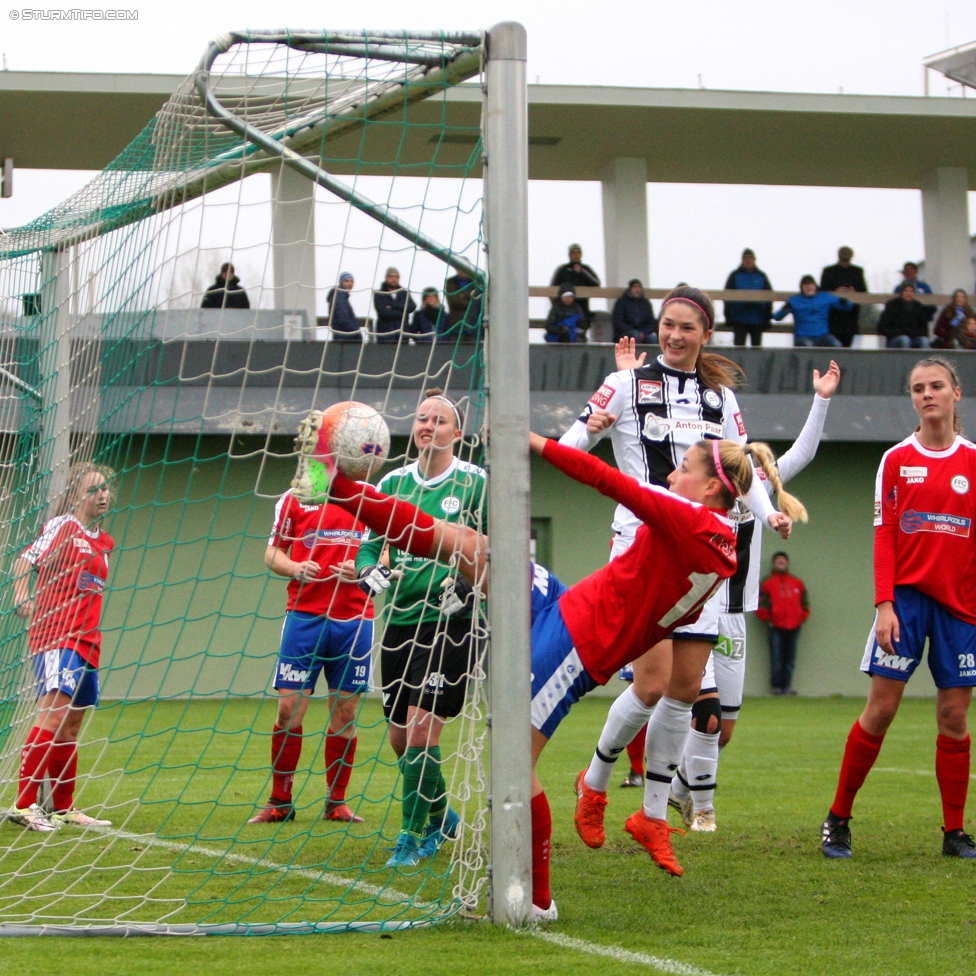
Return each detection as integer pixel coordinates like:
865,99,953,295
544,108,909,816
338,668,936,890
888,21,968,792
33,648,99,708
860,585,976,689
530,601,597,739
274,612,373,694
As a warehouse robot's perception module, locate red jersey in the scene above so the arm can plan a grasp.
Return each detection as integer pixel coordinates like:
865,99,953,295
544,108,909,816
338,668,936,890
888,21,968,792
542,439,738,685
22,515,114,667
269,492,373,620
757,571,810,630
874,433,976,623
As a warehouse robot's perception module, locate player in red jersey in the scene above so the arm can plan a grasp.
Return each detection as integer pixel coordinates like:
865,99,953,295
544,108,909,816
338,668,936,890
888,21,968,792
8,463,115,832
246,483,375,825
313,430,804,917
822,357,976,860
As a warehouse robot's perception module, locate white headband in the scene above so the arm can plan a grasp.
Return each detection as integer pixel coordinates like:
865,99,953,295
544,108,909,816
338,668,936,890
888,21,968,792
427,395,463,430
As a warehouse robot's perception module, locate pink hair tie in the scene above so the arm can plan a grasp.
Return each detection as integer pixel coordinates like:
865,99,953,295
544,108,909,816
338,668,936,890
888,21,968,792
662,296,712,328
711,438,738,498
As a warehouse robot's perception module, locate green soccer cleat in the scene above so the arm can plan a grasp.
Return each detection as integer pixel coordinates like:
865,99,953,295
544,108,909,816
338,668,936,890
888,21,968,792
386,831,422,868
50,808,112,828
291,411,333,504
6,804,57,833
418,807,461,859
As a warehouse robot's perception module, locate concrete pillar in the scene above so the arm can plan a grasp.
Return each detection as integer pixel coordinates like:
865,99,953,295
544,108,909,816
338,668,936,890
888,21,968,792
600,157,649,286
271,165,317,333
921,167,972,294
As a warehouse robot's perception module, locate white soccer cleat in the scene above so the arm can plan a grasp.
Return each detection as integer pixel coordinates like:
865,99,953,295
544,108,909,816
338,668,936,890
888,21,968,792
531,899,558,922
668,789,694,828
6,804,58,832
49,809,112,828
690,809,717,833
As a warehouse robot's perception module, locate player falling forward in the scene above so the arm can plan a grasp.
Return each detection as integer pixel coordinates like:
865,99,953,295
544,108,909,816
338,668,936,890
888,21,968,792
247,416,375,825
560,287,784,840
7,463,115,832
821,357,976,860
297,411,804,917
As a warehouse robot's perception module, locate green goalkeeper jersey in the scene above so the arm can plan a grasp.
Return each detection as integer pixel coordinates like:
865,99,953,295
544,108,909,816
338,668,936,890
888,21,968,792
355,456,488,626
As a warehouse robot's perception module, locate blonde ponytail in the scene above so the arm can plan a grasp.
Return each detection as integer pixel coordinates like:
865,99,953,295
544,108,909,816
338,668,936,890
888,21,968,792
700,439,808,523
743,442,808,523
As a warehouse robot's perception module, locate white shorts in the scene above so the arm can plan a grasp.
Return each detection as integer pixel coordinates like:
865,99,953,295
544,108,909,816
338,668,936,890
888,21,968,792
612,531,722,644
703,612,746,717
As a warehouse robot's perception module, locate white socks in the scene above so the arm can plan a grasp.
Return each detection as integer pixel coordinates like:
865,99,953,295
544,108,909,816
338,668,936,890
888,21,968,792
672,728,720,813
642,697,692,820
584,686,655,792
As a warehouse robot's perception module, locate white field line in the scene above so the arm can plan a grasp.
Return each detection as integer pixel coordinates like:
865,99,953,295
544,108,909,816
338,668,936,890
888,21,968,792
874,767,976,779
90,826,429,907
528,930,725,976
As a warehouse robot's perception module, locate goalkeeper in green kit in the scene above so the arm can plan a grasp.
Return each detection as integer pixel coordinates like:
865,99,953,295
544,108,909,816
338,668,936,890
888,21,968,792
354,388,487,867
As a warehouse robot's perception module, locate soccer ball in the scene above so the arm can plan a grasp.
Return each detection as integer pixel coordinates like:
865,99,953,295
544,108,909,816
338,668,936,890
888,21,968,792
317,401,390,479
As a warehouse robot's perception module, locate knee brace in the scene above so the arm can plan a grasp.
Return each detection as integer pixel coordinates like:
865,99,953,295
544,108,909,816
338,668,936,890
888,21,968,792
691,696,722,735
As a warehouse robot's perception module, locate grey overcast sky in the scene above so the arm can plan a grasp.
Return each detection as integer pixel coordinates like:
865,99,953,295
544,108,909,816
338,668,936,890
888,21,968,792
3,0,976,309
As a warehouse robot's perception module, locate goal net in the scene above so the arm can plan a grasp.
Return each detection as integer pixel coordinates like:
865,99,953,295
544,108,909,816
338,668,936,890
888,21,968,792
0,28,508,935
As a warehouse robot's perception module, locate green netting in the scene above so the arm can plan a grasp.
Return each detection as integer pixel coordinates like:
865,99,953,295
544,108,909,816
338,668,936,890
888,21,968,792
0,29,492,934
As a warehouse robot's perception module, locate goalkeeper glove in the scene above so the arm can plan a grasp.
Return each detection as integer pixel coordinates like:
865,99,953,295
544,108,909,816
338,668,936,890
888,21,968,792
358,565,394,596
438,575,474,616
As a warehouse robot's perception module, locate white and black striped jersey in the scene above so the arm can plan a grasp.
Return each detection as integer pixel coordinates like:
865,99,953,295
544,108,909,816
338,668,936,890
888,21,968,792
560,356,779,614
732,393,830,613
560,357,749,538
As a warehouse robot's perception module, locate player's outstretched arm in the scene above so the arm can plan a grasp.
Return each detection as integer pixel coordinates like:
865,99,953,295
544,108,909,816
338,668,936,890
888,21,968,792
777,361,840,484
329,470,486,590
614,336,646,371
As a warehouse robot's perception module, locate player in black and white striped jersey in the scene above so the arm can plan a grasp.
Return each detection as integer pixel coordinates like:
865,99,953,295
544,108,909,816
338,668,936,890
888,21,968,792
561,286,789,850
669,359,840,831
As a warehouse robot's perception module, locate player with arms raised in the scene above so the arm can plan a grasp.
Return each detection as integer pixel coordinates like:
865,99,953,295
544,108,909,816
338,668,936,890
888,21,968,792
821,357,976,860
8,463,115,832
247,415,375,825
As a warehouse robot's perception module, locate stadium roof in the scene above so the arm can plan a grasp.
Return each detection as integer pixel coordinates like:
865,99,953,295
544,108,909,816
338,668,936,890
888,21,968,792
924,41,976,92
2,71,976,188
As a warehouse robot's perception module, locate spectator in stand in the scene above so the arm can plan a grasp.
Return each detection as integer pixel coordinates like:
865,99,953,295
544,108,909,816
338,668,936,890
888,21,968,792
772,275,846,347
877,282,932,349
372,267,416,343
326,272,362,342
933,290,975,349
957,315,976,351
611,279,656,344
441,283,482,342
896,261,932,296
545,284,587,343
757,552,810,696
820,247,867,347
445,269,477,327
723,248,773,347
201,263,250,310
406,287,448,343
550,244,600,326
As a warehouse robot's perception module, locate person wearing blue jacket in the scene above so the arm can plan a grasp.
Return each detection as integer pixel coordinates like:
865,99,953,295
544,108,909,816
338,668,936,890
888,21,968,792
327,272,362,342
772,276,847,347
406,287,449,343
723,249,773,347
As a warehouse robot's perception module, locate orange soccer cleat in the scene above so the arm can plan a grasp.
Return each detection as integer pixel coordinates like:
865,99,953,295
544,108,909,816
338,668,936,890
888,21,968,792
574,768,609,849
246,802,296,825
324,802,365,824
624,809,686,876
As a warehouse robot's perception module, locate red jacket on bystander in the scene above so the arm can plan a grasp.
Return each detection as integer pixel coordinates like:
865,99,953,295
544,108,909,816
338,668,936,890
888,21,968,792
757,570,810,631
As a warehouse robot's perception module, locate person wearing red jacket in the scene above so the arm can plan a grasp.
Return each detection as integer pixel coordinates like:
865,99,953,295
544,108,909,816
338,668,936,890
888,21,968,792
757,552,810,695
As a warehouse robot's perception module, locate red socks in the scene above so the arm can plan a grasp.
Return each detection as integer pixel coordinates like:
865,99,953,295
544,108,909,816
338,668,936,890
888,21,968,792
325,734,357,804
271,724,303,805
17,726,54,809
936,733,970,833
831,720,885,819
531,791,552,910
48,741,78,812
626,723,648,776
330,471,437,558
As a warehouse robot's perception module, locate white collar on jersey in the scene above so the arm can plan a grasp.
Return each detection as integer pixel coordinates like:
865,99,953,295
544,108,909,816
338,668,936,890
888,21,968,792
408,455,460,488
655,354,698,377
909,432,963,459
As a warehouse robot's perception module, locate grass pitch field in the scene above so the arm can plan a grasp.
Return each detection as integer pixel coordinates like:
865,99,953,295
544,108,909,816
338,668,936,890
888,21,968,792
2,695,973,976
